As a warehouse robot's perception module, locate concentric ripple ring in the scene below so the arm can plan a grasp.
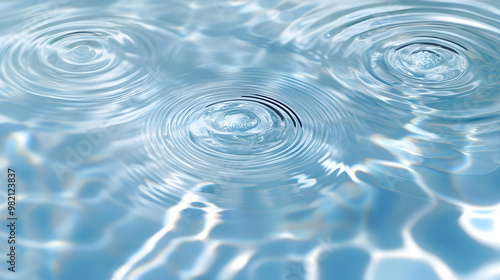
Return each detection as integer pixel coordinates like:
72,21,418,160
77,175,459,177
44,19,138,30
141,72,353,206
0,15,180,123
276,2,500,205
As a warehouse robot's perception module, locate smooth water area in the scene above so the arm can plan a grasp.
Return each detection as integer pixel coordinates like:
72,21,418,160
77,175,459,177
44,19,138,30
0,0,499,279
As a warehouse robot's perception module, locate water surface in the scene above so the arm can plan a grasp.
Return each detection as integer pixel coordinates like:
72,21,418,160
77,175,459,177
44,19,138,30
0,0,499,279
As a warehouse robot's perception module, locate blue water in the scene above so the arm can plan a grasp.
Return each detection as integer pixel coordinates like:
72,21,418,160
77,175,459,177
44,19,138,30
0,0,499,279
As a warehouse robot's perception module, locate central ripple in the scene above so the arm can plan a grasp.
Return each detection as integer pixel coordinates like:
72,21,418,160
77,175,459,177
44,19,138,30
190,101,287,151
215,110,260,132
386,42,468,82
64,44,98,63
409,50,442,69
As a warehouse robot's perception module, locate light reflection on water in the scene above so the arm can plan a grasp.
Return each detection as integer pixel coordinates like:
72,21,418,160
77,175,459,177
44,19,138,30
0,0,499,279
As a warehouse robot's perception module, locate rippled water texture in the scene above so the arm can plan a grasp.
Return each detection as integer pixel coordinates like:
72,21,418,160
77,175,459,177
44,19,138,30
0,0,499,280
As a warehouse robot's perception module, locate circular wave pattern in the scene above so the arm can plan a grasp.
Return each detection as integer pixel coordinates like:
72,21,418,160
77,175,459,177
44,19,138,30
0,15,179,112
386,42,469,83
143,72,350,205
192,94,302,155
311,5,500,101
280,2,500,206
300,5,499,132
